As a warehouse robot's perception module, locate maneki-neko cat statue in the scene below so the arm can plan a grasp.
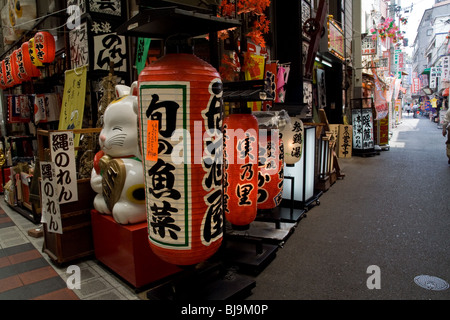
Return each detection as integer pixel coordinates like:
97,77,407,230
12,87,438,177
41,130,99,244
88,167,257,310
90,82,146,224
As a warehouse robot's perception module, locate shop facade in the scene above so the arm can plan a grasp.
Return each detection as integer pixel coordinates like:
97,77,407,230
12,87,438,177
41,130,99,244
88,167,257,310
0,0,355,298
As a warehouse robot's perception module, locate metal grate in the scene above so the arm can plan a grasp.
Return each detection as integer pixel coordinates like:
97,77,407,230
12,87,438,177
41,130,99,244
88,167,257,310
414,275,450,291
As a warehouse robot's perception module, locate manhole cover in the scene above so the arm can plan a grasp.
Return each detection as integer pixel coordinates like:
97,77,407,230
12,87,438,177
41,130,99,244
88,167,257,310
414,275,449,291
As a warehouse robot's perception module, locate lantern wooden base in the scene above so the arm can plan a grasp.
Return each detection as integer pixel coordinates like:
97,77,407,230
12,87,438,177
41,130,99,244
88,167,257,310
222,235,279,275
91,210,181,289
145,261,256,300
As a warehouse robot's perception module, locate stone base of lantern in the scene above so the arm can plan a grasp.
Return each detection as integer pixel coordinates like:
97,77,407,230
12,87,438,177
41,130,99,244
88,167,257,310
91,210,181,290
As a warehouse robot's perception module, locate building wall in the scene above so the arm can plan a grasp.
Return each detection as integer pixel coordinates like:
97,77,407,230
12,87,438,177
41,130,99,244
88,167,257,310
412,3,450,75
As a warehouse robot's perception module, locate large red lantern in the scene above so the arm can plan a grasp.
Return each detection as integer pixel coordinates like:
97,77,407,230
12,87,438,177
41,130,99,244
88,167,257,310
223,109,259,228
257,129,284,210
21,42,41,78
34,31,56,64
138,38,223,266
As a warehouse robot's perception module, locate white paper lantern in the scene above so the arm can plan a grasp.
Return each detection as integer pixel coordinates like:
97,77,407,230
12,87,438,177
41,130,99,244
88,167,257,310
281,116,304,165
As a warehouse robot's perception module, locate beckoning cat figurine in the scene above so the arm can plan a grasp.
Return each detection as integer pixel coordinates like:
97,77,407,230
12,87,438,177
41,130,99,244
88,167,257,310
90,82,146,224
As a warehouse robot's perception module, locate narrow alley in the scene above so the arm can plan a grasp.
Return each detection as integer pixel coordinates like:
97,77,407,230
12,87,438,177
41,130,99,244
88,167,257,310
249,113,450,300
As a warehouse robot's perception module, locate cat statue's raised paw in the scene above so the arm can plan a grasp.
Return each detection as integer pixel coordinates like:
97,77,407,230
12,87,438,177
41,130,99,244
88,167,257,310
90,82,146,224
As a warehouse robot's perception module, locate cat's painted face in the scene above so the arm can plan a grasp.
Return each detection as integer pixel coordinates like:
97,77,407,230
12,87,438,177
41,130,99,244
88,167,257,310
99,96,139,158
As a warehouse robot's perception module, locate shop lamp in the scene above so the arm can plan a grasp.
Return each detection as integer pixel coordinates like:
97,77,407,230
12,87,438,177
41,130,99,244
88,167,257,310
2,56,15,87
28,37,43,67
21,42,41,78
34,31,56,64
257,128,284,210
281,116,304,166
14,48,31,82
223,107,259,229
0,61,7,89
10,49,29,84
138,35,223,266
282,125,317,207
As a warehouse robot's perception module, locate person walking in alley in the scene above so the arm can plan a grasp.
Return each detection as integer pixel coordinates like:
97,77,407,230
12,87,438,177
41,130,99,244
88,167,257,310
442,107,450,165
405,103,411,116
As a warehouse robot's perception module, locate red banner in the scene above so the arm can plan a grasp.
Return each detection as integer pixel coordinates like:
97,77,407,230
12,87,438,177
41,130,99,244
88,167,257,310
372,65,388,120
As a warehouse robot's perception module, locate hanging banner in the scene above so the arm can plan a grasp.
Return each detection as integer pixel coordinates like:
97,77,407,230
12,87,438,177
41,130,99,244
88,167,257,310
50,131,78,204
58,66,87,148
362,35,377,55
245,54,265,111
136,38,151,75
372,65,388,120
441,56,449,82
40,161,62,234
430,67,437,89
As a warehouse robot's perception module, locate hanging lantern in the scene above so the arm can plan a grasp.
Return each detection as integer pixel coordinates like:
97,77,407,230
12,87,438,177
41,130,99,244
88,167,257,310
281,116,304,165
257,129,284,210
21,42,41,78
138,36,223,266
10,50,27,85
34,31,56,64
13,48,31,82
3,56,16,87
28,37,44,67
0,61,7,89
223,108,259,229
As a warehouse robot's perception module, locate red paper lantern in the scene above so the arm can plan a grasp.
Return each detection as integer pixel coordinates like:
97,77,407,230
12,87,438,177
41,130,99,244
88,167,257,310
138,40,223,266
34,31,56,64
257,129,284,210
14,48,31,82
0,61,7,89
10,50,28,85
2,56,16,87
223,110,259,228
21,42,41,78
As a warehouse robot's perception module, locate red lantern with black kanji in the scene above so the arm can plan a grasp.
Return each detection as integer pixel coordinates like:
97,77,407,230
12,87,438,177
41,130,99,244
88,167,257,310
34,31,55,64
0,61,7,89
21,42,41,78
138,37,223,266
223,109,259,228
14,48,31,82
10,49,29,84
257,129,284,210
2,56,16,87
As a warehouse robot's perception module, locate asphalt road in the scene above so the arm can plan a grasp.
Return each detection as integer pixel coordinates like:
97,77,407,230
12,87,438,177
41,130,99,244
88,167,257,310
248,113,450,300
